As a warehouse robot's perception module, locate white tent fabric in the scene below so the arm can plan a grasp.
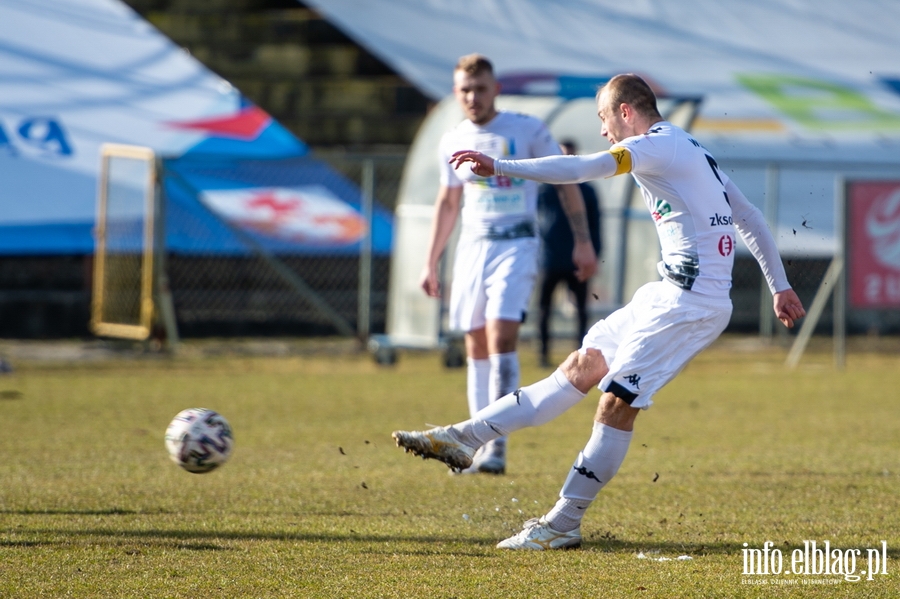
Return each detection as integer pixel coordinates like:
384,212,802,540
304,0,900,152
304,0,900,344
304,0,900,254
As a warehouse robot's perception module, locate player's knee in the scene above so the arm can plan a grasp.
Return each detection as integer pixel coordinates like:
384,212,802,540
485,320,520,354
595,391,639,431
465,332,488,360
559,348,608,394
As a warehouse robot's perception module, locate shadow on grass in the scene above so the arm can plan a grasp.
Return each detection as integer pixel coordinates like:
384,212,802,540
172,542,232,551
0,540,56,547
0,509,140,516
8,525,900,559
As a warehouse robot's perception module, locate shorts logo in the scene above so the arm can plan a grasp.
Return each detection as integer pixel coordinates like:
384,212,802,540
651,199,672,222
718,235,735,256
625,373,641,389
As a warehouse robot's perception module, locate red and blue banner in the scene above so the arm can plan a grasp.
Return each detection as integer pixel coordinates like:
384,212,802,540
846,181,900,308
0,0,391,255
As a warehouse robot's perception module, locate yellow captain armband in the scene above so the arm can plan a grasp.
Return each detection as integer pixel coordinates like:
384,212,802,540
609,146,633,176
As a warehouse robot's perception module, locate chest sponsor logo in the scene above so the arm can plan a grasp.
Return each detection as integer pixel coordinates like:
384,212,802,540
473,135,515,157
718,235,735,256
470,174,525,189
651,199,672,222
709,213,733,226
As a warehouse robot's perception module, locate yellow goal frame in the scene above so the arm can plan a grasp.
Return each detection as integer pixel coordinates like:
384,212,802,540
91,143,157,340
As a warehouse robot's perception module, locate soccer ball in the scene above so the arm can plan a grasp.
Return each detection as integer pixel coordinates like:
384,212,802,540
164,408,234,473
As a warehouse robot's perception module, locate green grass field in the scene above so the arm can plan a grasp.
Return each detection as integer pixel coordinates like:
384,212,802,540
0,336,898,598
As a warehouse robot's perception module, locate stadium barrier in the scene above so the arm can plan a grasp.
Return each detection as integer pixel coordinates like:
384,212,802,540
83,147,900,348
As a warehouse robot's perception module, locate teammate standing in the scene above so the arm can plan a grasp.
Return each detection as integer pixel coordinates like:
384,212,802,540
396,74,805,547
420,54,596,474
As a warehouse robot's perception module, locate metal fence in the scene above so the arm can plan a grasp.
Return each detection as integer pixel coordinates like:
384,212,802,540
722,157,900,336
154,151,900,341
5,149,898,341
161,152,406,338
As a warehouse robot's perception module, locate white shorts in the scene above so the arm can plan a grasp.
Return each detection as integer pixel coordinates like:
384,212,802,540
449,235,539,332
581,281,732,409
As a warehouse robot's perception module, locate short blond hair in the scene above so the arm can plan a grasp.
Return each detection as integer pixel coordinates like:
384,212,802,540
598,74,661,119
455,54,494,77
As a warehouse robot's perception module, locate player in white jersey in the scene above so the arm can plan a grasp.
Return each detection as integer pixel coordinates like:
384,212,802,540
395,74,806,548
421,54,597,474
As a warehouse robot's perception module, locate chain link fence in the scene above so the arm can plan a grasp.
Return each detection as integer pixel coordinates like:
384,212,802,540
724,158,900,336
730,256,832,332
106,151,900,341
6,149,898,340
160,152,406,338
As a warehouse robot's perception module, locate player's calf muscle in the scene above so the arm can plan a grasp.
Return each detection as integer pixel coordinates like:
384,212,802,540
560,348,607,393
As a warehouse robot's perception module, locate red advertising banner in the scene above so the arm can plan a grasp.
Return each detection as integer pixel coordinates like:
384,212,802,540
847,181,900,308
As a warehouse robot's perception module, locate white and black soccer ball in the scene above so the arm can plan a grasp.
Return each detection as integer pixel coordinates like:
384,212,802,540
164,408,234,473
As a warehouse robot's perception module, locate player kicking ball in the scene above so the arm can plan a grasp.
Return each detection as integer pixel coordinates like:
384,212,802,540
394,73,806,550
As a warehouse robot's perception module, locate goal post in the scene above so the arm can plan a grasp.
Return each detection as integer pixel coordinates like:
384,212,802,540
91,143,162,341
92,145,390,343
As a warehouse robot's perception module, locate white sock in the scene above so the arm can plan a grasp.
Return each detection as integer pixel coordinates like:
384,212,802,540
545,422,633,532
544,497,591,533
487,352,519,451
448,419,502,448
466,358,491,417
449,369,586,447
488,351,519,401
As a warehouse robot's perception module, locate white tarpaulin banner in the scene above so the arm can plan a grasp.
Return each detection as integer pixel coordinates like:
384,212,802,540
303,0,900,149
305,0,900,261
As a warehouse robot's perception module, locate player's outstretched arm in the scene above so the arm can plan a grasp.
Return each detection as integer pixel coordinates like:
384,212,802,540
773,288,806,328
451,150,620,184
727,179,806,328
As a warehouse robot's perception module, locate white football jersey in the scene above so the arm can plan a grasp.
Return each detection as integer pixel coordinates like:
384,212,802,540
611,122,737,297
439,111,561,234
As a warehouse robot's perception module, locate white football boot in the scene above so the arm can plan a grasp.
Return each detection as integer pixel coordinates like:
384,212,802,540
392,426,476,472
496,517,582,550
474,438,506,474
